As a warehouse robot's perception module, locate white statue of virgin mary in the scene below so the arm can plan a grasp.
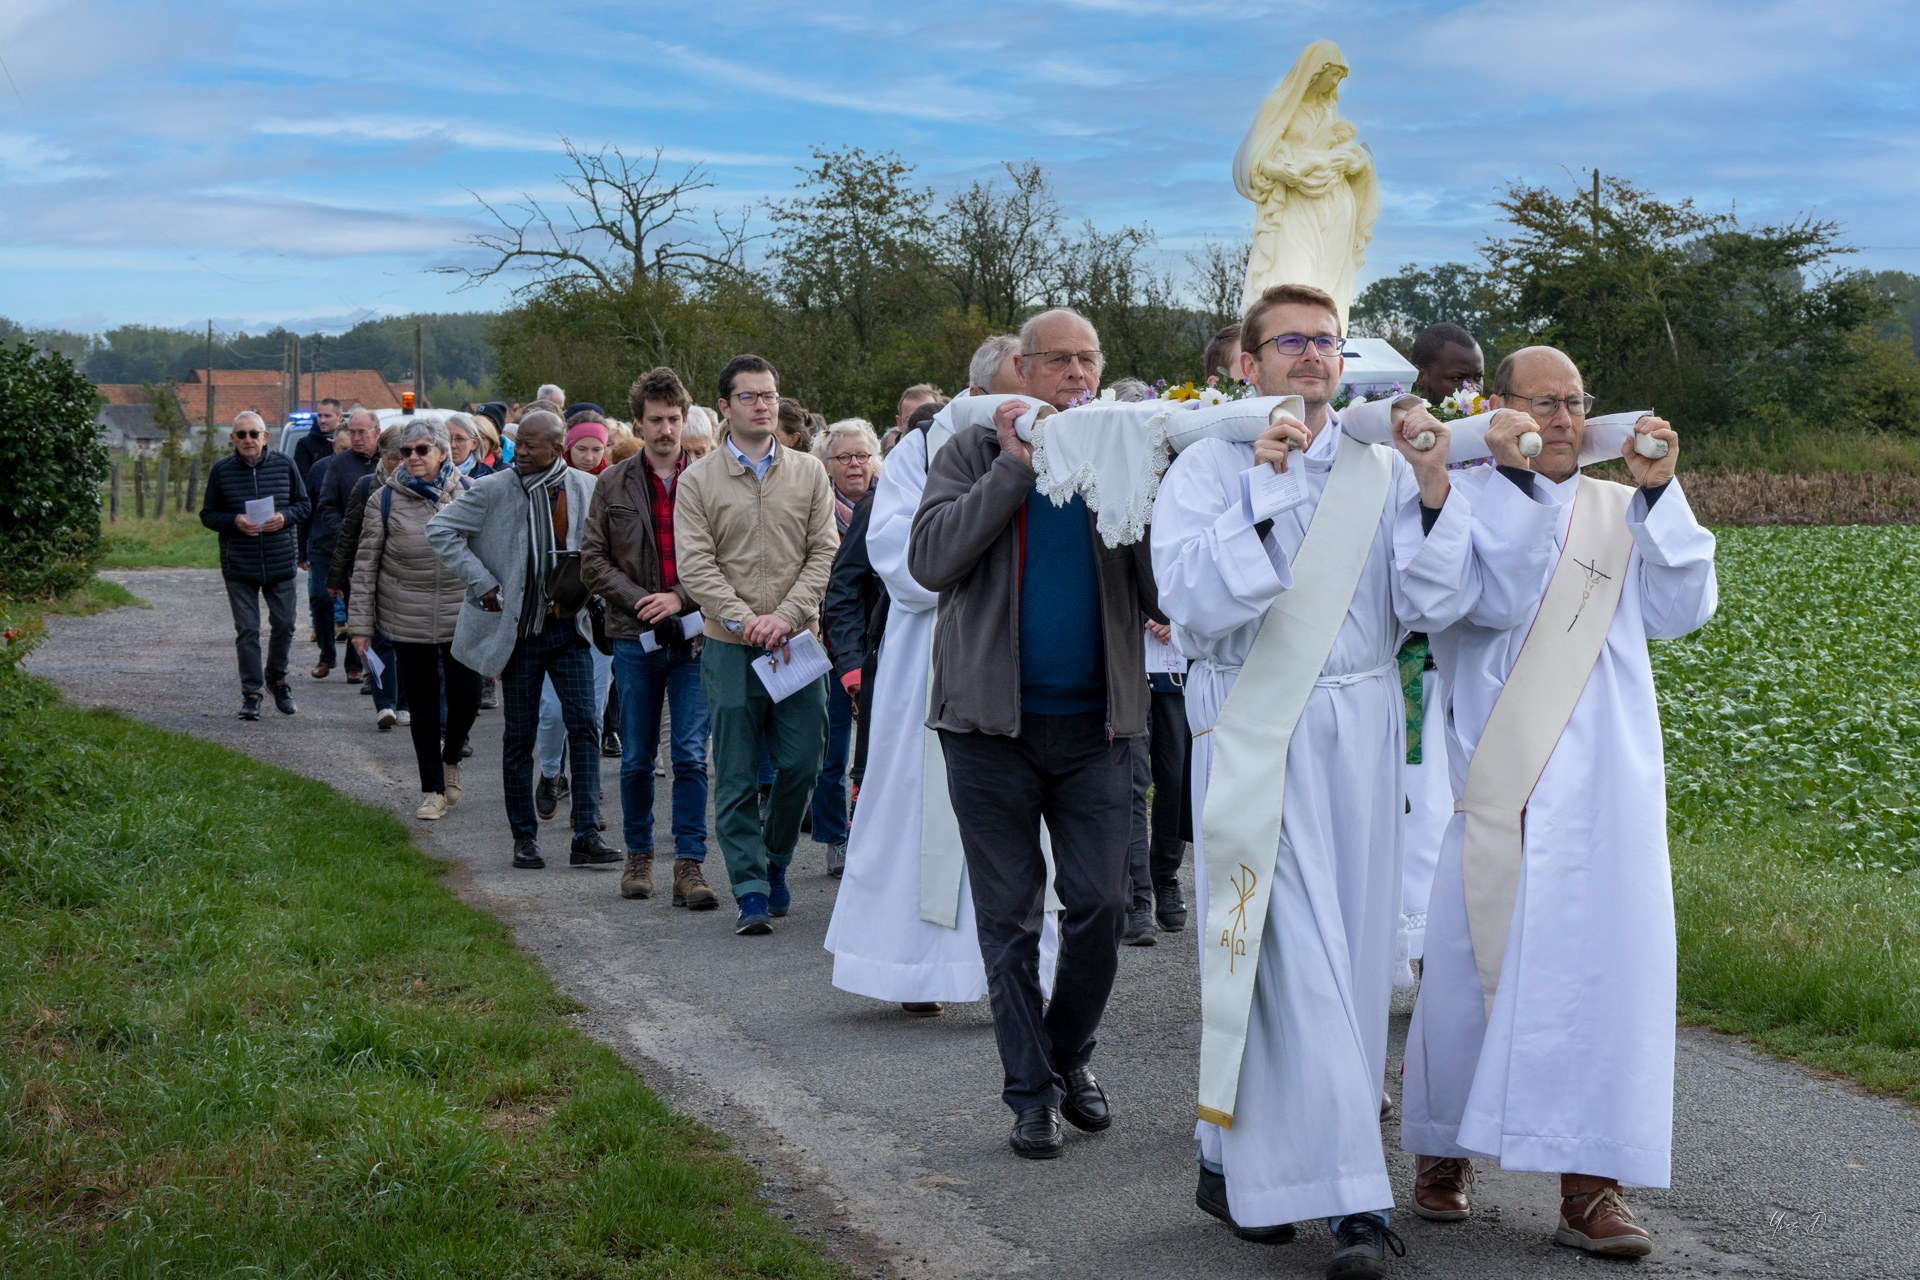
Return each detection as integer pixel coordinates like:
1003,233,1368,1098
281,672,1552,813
1234,40,1381,326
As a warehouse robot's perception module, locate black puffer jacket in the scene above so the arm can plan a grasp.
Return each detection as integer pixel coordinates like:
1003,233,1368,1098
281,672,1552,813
200,450,310,585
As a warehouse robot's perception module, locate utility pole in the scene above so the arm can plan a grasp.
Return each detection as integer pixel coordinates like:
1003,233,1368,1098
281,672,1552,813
1591,168,1601,242
292,332,302,412
204,320,215,443
415,323,425,408
309,334,317,408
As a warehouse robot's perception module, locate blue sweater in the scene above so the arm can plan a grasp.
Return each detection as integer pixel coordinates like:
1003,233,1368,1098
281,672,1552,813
1018,489,1105,715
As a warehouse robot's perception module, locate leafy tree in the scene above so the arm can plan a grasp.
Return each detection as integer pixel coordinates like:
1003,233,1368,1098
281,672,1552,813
0,343,109,599
1350,262,1500,350
1186,237,1251,335
937,161,1064,330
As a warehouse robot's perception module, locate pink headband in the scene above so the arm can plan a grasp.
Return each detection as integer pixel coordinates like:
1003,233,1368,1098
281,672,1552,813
565,421,608,451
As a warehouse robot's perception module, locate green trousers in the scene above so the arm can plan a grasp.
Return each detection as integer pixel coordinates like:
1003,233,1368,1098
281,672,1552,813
700,637,828,900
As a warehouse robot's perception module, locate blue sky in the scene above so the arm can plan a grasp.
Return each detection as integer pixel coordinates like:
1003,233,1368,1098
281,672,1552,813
3,0,1917,333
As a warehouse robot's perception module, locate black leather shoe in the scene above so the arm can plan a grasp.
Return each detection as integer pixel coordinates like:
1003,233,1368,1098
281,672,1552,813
239,693,262,721
1059,1066,1111,1132
536,773,561,821
269,682,297,715
1327,1214,1405,1279
1196,1166,1296,1244
570,829,621,866
1009,1106,1064,1160
601,729,622,758
512,837,545,870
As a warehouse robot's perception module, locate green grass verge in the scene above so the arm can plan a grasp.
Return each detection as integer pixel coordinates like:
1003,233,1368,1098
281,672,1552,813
0,703,849,1279
1659,524,1920,1097
1679,427,1920,474
29,576,148,617
99,509,221,570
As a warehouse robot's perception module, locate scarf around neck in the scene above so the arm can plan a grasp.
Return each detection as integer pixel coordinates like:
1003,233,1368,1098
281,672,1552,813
519,459,568,636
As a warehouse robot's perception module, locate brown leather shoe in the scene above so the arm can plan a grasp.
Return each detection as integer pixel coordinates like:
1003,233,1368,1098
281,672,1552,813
1412,1155,1473,1221
900,1002,944,1017
1556,1176,1653,1258
620,852,653,900
672,857,719,910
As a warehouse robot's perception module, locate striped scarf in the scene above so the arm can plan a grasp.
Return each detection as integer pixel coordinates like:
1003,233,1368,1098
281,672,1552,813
519,459,568,637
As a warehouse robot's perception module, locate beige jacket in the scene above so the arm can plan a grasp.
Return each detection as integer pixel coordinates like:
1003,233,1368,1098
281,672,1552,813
348,469,473,646
673,435,839,644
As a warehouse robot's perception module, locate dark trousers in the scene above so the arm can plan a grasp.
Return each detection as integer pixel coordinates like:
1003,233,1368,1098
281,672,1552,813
849,655,878,795
1130,689,1193,907
225,576,298,695
369,632,404,712
500,618,601,839
940,710,1133,1113
392,641,482,796
307,569,361,672
809,676,854,847
703,638,827,900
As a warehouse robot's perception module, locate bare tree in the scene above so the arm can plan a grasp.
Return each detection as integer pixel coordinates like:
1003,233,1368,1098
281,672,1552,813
436,138,749,294
937,161,1063,327
1186,237,1250,331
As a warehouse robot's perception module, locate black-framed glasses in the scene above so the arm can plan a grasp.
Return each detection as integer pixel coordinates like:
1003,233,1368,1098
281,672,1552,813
1509,392,1595,419
732,390,780,407
402,443,437,457
828,452,873,465
1260,333,1345,358
233,430,263,439
1022,349,1105,373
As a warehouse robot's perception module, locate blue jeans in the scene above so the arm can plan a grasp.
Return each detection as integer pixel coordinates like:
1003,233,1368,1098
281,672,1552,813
808,676,853,846
537,643,612,776
612,639,711,858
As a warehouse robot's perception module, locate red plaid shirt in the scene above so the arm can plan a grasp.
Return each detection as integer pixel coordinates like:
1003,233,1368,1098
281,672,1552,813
645,451,690,591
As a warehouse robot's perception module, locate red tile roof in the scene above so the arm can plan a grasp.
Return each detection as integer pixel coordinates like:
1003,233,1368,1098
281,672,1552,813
95,369,407,426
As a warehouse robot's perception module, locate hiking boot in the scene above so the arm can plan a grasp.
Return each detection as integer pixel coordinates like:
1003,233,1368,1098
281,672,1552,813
536,773,561,821
1123,904,1158,946
673,858,719,910
735,892,773,935
512,836,544,870
1412,1155,1472,1221
825,842,847,878
442,763,461,807
1195,1166,1294,1244
415,792,448,821
767,862,791,917
239,692,262,721
570,829,621,866
620,851,653,899
1327,1213,1405,1279
1556,1177,1652,1258
1154,879,1188,930
270,682,297,715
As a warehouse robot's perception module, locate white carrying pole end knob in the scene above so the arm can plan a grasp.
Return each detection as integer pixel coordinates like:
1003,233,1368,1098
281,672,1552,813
1634,434,1669,459
1518,431,1544,458
1411,430,1437,451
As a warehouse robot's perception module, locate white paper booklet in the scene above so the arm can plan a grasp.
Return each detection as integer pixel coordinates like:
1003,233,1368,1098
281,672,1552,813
1145,631,1189,675
244,497,275,527
751,629,833,703
1240,462,1308,524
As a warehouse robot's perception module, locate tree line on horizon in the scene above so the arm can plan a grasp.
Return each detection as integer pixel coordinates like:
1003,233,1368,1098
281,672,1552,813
8,146,1919,438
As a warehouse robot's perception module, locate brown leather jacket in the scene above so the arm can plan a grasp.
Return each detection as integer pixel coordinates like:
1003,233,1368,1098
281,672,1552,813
908,424,1156,739
581,452,692,643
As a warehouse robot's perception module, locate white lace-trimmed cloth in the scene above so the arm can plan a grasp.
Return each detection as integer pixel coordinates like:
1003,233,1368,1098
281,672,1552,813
937,393,1307,548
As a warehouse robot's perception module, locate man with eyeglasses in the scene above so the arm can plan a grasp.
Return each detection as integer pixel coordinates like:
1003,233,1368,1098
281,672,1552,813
1400,346,1715,1262
675,355,839,937
909,307,1156,1160
202,411,312,720
1151,282,1473,1278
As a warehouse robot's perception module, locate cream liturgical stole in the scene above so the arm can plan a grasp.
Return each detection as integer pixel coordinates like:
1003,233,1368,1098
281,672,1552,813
1197,434,1395,1128
1458,477,1635,1014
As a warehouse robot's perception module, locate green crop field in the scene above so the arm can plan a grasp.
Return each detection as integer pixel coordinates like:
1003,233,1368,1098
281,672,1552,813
1658,525,1920,1097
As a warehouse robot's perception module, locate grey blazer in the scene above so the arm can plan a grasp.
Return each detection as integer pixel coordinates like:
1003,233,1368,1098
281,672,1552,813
426,466,598,678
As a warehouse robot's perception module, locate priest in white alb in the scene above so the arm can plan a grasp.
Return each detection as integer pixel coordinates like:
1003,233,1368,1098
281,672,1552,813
1151,283,1482,1280
1400,346,1717,1261
824,337,1059,1012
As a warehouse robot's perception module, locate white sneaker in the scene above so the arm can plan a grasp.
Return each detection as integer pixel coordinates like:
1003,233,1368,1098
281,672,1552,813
416,792,448,820
396,709,412,726
377,707,397,731
442,763,461,806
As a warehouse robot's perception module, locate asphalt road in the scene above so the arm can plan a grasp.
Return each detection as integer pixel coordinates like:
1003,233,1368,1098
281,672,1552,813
30,567,1920,1279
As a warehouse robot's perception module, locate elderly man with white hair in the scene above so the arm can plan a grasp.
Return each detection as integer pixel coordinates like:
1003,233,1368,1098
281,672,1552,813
200,410,312,720
536,383,566,410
